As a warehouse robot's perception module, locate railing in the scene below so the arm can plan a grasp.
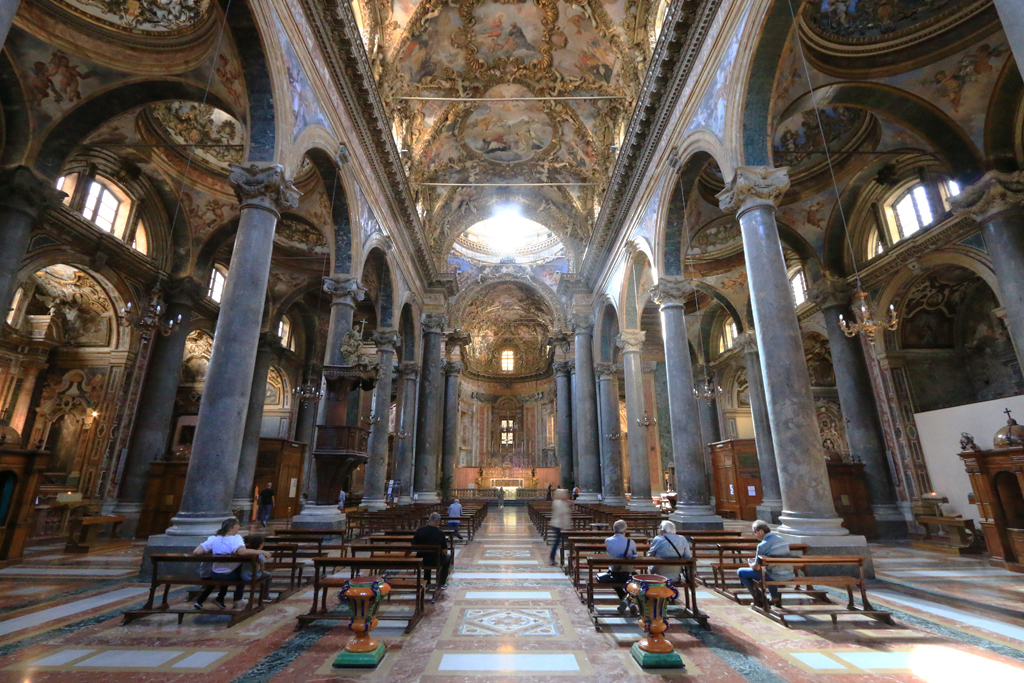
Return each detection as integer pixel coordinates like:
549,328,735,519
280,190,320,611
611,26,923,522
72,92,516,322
450,488,552,500
314,426,369,453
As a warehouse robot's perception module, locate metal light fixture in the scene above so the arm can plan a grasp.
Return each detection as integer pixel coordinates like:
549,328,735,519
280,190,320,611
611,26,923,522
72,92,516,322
693,376,723,404
606,429,623,441
119,289,181,336
838,290,898,342
636,413,657,429
292,383,322,402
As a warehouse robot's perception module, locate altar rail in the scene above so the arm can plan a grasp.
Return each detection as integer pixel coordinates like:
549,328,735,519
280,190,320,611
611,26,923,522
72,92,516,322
450,488,552,500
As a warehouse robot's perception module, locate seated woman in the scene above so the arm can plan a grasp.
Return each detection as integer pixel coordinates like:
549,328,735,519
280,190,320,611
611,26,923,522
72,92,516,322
192,518,264,610
646,520,691,583
737,520,793,608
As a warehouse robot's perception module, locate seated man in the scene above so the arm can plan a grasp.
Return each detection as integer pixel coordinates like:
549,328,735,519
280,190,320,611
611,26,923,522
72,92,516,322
737,520,793,608
447,498,464,540
604,519,638,615
646,520,691,583
412,511,452,589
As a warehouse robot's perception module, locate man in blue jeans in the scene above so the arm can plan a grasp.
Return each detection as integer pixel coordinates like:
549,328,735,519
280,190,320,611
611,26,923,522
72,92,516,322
737,520,793,608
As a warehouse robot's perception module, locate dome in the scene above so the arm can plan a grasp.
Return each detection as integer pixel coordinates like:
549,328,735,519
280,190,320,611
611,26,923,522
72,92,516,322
993,411,1024,449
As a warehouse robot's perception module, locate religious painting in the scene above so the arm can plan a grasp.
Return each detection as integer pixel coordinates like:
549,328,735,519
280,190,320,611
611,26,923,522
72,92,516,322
265,367,284,406
56,0,211,33
804,334,836,387
274,218,329,256
463,86,554,164
37,368,108,473
474,3,544,67
148,102,244,173
273,8,330,138
687,220,742,259
395,5,466,85
551,3,618,84
181,330,213,387
772,106,865,167
899,266,976,349
31,265,114,347
686,8,748,137
804,0,962,40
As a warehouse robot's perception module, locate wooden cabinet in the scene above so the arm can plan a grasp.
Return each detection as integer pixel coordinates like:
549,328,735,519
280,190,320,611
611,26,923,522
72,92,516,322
959,447,1024,572
253,438,306,520
709,439,762,521
0,445,50,559
136,459,188,538
826,460,877,539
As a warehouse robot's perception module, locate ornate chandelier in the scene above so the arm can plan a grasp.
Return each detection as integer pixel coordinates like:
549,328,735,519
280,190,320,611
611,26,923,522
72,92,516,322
693,375,722,404
119,289,181,336
292,383,322,402
838,290,898,342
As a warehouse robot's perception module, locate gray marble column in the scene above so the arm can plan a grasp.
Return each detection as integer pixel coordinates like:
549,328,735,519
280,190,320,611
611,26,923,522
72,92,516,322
651,277,723,529
0,167,63,318
232,333,277,519
993,0,1024,81
293,374,319,499
594,362,626,506
553,360,574,488
572,316,602,500
146,163,298,554
617,332,657,510
569,361,579,484
0,1,19,52
718,167,861,551
413,313,445,503
951,171,1024,368
694,367,720,506
440,360,462,496
362,330,400,511
737,331,783,523
809,278,906,538
393,361,419,502
322,276,366,366
114,278,201,536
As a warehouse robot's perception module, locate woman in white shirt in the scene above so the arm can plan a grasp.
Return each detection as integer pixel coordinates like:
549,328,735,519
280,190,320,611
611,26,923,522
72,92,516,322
192,518,263,610
548,489,572,566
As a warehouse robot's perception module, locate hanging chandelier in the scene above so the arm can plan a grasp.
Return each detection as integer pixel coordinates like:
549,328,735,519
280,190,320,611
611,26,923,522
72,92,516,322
292,383,322,402
119,289,181,336
838,290,898,342
693,375,723,404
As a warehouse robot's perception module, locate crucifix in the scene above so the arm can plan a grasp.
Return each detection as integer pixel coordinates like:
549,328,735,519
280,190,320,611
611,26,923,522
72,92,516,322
1005,408,1015,421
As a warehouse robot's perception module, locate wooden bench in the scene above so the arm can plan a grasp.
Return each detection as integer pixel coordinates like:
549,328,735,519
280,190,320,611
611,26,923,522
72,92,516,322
262,543,304,600
298,557,424,632
65,515,126,553
349,542,451,603
569,542,651,599
124,554,269,627
912,515,985,555
755,556,894,628
585,556,709,629
709,543,818,604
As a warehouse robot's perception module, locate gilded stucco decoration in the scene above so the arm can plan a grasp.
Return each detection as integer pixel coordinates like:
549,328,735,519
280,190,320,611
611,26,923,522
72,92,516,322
458,281,556,377
31,265,115,347
55,0,212,33
146,102,245,175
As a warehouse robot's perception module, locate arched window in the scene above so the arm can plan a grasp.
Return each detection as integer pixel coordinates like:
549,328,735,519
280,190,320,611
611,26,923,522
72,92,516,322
278,315,295,352
5,287,24,325
717,319,738,355
789,267,807,306
882,180,960,246
208,265,228,303
131,222,149,255
500,418,515,446
500,349,515,372
866,228,885,259
82,178,130,237
55,174,77,205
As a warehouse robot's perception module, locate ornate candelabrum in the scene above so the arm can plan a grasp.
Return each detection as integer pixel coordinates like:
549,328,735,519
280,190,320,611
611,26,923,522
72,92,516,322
118,287,182,336
838,289,898,341
292,383,322,402
693,376,722,404
333,575,391,668
626,574,684,669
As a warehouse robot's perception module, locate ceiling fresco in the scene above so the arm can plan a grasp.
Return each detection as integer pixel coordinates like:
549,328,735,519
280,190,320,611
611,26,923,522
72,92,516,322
55,0,212,34
460,281,555,377
145,102,245,175
803,0,964,40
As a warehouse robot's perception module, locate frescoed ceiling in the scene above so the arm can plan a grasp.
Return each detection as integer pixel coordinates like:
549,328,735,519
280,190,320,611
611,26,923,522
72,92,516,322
52,0,212,34
459,281,556,377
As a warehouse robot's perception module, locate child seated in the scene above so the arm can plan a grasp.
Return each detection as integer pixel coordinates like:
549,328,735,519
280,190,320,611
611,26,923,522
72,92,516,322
241,535,267,582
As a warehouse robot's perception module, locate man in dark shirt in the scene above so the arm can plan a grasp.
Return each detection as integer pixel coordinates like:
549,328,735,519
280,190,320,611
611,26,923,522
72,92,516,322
257,483,275,528
412,512,451,588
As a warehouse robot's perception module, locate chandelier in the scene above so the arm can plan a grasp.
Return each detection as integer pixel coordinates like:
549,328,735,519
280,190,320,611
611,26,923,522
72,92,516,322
838,290,898,342
292,383,322,402
693,375,722,404
119,290,181,336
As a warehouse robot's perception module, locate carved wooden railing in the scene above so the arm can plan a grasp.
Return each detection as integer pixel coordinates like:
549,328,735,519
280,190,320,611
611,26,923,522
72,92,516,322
314,426,369,454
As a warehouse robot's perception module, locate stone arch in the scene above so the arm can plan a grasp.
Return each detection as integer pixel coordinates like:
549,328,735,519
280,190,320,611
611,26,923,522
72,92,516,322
224,0,276,161
449,273,568,332
302,146,353,275
398,303,418,362
596,300,620,363
0,51,31,167
662,148,729,276
361,247,395,329
621,248,655,331
984,56,1024,172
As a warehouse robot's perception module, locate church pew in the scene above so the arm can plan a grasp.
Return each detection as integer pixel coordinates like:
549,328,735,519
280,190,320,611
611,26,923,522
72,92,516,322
584,556,709,629
298,557,425,632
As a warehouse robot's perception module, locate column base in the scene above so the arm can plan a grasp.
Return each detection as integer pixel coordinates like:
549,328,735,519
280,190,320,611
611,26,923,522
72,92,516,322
777,514,852,538
669,504,724,530
413,491,439,504
626,497,660,511
362,497,389,512
111,501,142,539
292,504,347,531
601,496,627,507
232,498,254,524
630,642,684,669
575,493,601,503
775,529,873,578
872,504,909,539
140,531,215,580
399,495,414,504
755,500,783,524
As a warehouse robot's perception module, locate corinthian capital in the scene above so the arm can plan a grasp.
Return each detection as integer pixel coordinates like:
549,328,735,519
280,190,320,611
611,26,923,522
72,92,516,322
807,277,853,310
649,276,693,307
446,331,472,354
552,360,573,375
0,166,65,217
717,166,790,215
371,329,401,353
421,312,447,333
323,276,366,305
616,330,646,353
398,360,419,377
594,362,616,378
950,170,1024,222
736,330,758,354
569,313,594,335
445,360,463,376
228,163,300,215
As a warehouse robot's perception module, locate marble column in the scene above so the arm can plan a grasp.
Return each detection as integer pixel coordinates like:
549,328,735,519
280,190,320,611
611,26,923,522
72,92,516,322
553,360,574,488
393,361,419,502
362,330,399,511
232,333,277,520
617,332,657,510
440,360,462,496
413,313,445,503
594,362,626,506
145,163,298,561
718,167,863,552
322,276,366,365
737,331,783,523
0,167,63,319
951,171,1024,367
651,277,723,529
113,278,200,536
993,0,1024,81
572,316,602,501
809,278,906,538
0,1,20,52
569,361,579,485
293,374,319,500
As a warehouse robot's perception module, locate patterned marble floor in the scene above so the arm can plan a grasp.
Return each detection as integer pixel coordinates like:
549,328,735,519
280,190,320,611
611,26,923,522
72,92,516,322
1,508,1023,682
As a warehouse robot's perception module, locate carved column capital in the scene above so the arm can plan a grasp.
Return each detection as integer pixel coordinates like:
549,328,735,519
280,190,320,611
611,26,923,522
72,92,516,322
807,277,853,310
444,360,463,376
398,360,420,377
649,276,694,307
552,360,573,375
228,163,300,217
616,330,646,353
445,331,471,354
323,276,366,306
950,170,1024,222
594,362,616,378
371,329,401,353
0,166,65,217
569,313,594,335
421,312,448,333
736,330,758,354
716,166,790,216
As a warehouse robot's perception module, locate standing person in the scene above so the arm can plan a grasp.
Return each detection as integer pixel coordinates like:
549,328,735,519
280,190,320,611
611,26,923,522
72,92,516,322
192,518,263,610
646,520,691,583
603,519,638,615
548,488,571,566
572,485,579,501
546,483,553,500
737,520,793,608
257,482,275,527
497,487,505,508
412,512,451,589
447,497,464,540
337,488,347,511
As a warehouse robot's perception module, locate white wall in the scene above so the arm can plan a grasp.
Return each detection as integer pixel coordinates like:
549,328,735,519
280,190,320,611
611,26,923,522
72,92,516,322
914,393,1024,523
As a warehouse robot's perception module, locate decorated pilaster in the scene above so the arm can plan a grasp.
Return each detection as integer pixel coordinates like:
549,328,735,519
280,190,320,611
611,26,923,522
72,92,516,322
594,362,626,506
362,330,400,511
809,278,906,538
441,332,469,496
572,315,601,501
718,167,864,556
617,331,657,510
413,313,446,503
950,171,1024,368
0,166,64,318
144,163,298,567
393,361,419,502
650,277,723,529
737,331,783,523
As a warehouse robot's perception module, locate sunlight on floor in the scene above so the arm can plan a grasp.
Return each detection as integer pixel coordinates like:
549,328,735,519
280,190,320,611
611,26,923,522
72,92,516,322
909,644,1024,681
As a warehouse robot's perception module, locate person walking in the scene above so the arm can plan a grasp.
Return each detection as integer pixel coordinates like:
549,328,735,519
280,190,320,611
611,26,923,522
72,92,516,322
337,488,347,510
548,488,571,566
447,497,464,540
497,487,505,508
257,482,275,527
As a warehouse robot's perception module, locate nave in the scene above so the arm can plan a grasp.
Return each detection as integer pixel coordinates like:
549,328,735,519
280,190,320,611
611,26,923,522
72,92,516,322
0,505,1023,681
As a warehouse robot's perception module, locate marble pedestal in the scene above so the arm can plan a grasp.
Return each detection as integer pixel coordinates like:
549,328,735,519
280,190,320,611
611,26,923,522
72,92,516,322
292,504,347,531
668,507,725,531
